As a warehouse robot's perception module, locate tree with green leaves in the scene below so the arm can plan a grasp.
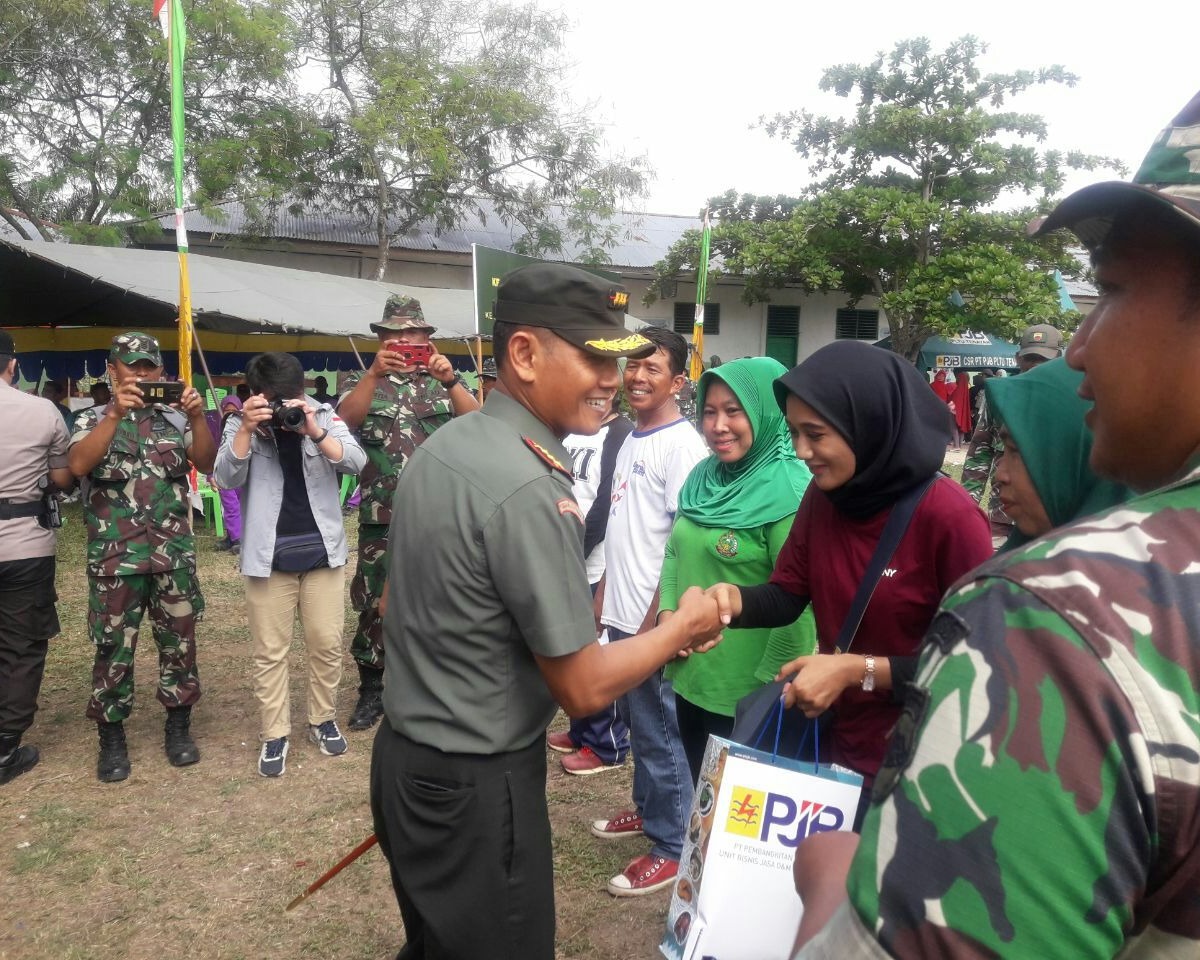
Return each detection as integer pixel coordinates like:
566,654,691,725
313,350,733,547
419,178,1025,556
0,0,309,245
288,0,647,279
650,36,1121,359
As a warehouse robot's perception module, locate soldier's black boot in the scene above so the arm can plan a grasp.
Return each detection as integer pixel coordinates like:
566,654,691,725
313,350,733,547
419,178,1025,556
0,733,39,786
164,706,200,767
348,666,384,731
97,721,131,783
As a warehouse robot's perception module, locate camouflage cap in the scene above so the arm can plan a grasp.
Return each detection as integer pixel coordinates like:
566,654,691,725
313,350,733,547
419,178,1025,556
493,262,654,359
1017,323,1064,361
371,294,435,335
1032,90,1200,250
480,357,498,379
110,331,163,366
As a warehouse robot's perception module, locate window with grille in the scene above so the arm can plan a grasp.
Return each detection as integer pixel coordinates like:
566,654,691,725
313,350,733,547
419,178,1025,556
673,301,720,336
835,308,879,341
767,305,800,336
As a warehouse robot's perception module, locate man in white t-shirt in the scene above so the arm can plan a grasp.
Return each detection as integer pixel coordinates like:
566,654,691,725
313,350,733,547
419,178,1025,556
591,327,708,897
548,400,636,775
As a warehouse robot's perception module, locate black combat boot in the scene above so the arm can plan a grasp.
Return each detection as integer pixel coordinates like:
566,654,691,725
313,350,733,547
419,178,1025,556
97,721,131,783
164,706,200,767
0,733,39,785
348,666,384,731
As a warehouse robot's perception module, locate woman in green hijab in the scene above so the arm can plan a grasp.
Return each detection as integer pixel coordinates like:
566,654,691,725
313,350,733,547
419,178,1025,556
658,357,817,781
986,358,1132,551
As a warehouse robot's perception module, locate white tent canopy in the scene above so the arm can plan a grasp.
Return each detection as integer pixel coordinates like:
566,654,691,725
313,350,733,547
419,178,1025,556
0,238,479,338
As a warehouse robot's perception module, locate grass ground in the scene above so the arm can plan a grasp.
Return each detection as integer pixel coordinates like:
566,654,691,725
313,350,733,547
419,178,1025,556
2,452,971,959
0,506,664,960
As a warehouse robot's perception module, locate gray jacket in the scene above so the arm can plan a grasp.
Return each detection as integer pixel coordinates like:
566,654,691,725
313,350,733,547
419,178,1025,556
213,400,366,577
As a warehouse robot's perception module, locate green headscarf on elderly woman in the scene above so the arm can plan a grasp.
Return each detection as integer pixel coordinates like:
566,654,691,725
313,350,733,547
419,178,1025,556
677,356,812,529
984,358,1133,551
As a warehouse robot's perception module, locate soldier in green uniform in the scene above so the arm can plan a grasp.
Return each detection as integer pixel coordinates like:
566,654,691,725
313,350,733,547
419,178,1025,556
68,333,217,783
336,295,479,730
369,263,726,960
787,91,1200,959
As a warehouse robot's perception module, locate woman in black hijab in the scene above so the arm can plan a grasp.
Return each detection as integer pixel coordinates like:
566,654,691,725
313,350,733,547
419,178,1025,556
707,341,992,820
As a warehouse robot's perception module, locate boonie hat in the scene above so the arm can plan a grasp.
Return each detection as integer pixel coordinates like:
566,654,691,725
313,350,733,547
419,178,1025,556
1017,323,1064,361
493,263,654,358
372,294,435,335
1032,90,1200,250
110,332,164,366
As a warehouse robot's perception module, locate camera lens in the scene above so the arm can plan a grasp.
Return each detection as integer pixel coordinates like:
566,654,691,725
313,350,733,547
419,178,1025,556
271,401,308,431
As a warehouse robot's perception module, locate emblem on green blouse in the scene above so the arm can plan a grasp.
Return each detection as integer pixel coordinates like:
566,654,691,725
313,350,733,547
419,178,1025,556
715,531,739,558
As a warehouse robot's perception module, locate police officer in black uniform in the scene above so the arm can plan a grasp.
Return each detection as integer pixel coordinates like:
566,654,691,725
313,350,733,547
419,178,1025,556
0,331,74,783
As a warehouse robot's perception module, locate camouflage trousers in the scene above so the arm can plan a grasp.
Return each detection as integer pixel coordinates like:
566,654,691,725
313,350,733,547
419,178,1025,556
349,524,389,670
86,569,204,724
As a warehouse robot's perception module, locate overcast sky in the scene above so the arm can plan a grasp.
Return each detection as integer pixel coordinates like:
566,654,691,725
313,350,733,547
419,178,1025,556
540,0,1197,216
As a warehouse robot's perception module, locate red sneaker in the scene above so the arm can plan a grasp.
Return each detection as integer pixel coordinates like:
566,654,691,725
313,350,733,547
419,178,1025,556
607,853,678,897
561,746,623,777
589,809,644,839
546,730,577,754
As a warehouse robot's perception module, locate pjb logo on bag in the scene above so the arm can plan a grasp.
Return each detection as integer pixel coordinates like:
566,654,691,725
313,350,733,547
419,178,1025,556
726,785,846,846
725,787,764,837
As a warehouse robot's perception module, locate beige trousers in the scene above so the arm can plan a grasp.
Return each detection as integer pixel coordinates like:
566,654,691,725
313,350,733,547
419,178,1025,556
245,566,345,741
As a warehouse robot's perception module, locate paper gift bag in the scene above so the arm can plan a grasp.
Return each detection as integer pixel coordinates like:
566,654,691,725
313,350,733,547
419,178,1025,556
659,734,863,960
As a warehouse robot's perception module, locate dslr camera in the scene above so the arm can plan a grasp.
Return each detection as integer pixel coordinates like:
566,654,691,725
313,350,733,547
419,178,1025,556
270,400,308,432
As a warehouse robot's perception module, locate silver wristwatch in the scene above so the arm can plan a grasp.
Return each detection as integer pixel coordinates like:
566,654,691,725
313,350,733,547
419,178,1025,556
861,655,876,692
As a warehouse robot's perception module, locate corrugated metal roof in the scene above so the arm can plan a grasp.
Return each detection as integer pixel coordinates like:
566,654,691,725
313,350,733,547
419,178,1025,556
154,198,700,269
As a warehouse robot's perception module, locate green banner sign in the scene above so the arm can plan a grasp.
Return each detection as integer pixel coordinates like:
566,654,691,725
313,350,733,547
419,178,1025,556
471,244,620,336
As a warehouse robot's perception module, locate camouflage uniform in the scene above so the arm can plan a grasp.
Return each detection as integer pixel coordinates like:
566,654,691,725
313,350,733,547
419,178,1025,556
342,296,454,669
798,470,1200,958
72,392,203,723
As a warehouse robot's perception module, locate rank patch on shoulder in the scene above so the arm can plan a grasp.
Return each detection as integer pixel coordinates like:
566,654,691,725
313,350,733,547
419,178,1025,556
556,497,584,524
523,436,571,478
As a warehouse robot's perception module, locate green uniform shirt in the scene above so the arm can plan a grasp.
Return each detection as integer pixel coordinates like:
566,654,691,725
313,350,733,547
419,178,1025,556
381,391,596,754
339,369,453,526
662,514,815,716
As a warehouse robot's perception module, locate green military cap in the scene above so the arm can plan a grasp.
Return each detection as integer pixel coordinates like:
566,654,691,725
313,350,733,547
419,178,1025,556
372,294,435,335
110,331,164,366
1032,90,1200,250
493,263,654,358
1017,324,1064,361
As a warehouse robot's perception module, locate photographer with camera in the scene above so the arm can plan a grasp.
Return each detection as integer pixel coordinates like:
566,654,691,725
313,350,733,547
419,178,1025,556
69,332,216,782
336,295,478,732
215,352,365,777
0,331,74,785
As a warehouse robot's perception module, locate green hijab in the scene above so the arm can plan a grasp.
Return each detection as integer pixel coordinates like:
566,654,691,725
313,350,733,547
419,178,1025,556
984,358,1132,550
677,357,812,529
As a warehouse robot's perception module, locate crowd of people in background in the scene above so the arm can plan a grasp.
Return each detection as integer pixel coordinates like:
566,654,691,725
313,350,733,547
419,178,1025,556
1,89,1199,960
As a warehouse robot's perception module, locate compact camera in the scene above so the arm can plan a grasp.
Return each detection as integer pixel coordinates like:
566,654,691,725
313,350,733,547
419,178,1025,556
139,381,184,404
386,342,434,366
270,400,308,432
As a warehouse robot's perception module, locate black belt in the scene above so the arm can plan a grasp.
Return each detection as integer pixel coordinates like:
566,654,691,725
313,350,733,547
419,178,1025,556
0,500,44,520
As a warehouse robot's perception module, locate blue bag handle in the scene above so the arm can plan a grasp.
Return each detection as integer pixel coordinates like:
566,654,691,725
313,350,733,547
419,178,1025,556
749,692,821,773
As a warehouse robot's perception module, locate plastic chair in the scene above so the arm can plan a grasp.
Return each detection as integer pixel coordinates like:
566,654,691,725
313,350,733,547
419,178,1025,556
195,473,225,539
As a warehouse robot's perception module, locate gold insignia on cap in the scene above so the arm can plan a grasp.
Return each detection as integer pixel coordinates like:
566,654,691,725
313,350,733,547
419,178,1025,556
607,289,630,310
523,436,571,478
584,334,651,353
